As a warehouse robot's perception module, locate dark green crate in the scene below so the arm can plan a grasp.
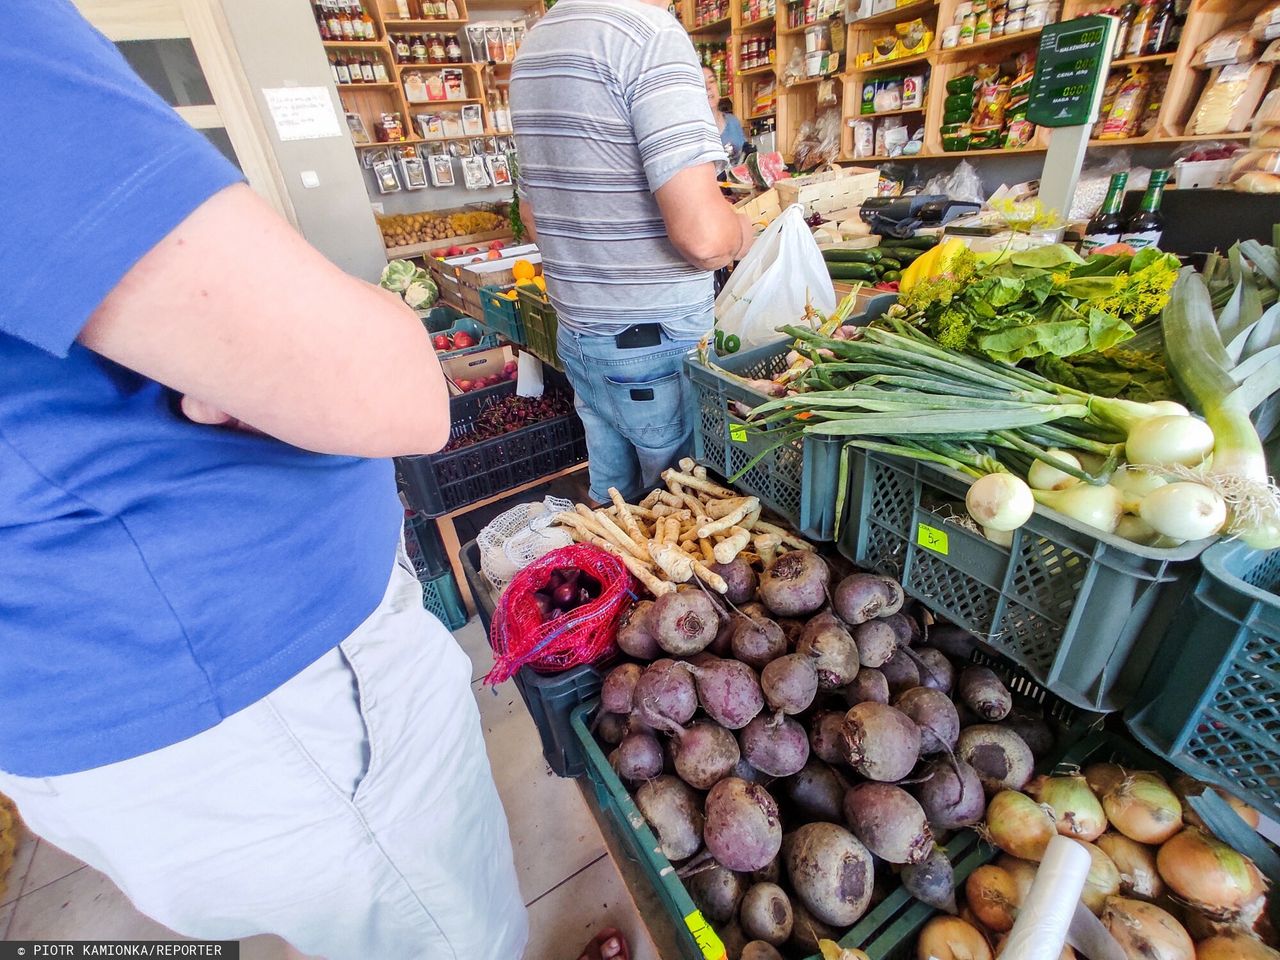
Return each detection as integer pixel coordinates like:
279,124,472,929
838,450,1208,713
1127,542,1280,820
516,285,563,371
405,511,450,579
422,306,500,357
683,294,895,542
420,567,468,631
479,284,527,344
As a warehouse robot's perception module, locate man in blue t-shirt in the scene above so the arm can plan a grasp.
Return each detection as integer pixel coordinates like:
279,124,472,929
0,4,526,958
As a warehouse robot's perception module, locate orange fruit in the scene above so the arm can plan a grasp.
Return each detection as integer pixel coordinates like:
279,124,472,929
511,259,536,282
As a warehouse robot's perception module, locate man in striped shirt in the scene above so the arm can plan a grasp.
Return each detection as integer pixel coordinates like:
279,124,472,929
511,0,754,503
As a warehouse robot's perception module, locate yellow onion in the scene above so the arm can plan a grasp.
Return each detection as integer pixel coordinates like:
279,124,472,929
1103,773,1183,844
1032,774,1108,841
1157,827,1268,922
1171,774,1262,831
916,916,992,960
1102,897,1194,960
965,865,1019,933
1084,762,1129,798
992,936,1076,959
994,854,1038,905
984,790,1057,862
1073,839,1122,915
1095,832,1164,901
1196,934,1280,960
817,941,871,960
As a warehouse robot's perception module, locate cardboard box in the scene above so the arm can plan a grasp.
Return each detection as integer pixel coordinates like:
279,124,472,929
443,344,515,394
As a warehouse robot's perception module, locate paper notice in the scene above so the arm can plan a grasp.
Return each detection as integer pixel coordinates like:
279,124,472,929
263,87,343,142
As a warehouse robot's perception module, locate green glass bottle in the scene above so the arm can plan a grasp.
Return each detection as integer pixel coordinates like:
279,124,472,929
1120,169,1169,250
1082,172,1129,253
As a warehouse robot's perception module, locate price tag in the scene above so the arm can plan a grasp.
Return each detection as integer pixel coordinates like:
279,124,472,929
917,522,949,555
684,910,728,960
729,423,748,443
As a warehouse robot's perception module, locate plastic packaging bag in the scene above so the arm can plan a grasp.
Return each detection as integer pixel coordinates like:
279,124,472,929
714,204,836,350
478,496,574,589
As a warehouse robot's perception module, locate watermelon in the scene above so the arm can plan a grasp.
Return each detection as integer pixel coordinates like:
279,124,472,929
746,151,787,189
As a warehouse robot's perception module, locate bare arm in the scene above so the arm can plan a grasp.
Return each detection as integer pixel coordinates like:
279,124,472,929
519,198,538,243
79,184,450,458
655,163,755,271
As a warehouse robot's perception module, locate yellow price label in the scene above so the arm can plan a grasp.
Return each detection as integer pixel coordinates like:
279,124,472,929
917,522,949,555
684,910,727,960
729,423,748,443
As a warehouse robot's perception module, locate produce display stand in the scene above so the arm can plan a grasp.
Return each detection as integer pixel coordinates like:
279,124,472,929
385,227,511,261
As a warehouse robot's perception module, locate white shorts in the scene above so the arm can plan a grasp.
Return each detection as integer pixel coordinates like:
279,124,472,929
0,552,528,960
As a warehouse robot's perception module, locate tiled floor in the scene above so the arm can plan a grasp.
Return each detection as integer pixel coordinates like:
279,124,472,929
0,617,660,960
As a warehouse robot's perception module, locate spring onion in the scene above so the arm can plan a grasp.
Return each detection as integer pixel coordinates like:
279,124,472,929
1032,484,1125,534
1139,482,1228,542
966,474,1034,531
1028,449,1083,491
1124,414,1216,469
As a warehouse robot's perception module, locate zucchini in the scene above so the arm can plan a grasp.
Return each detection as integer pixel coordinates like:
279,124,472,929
876,257,903,272
896,235,941,250
879,247,923,264
828,262,878,281
881,270,901,283
823,248,882,263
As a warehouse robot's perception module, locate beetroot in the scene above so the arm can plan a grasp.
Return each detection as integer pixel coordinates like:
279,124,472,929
808,710,848,765
707,557,758,605
708,614,735,657
957,724,1034,794
840,702,921,782
760,654,819,716
788,900,841,955
613,731,664,782
688,658,765,730
784,759,847,824
914,647,956,694
636,775,703,861
650,590,721,656
617,600,661,659
882,610,921,647
751,855,782,885
784,822,874,926
664,720,741,790
893,686,960,755
901,845,957,913
600,663,644,714
776,618,805,651
740,883,793,947
597,712,628,745
958,666,1013,721
845,667,890,705
687,863,747,925
796,612,861,689
633,659,697,728
703,777,783,872
741,943,784,960
851,619,898,668
758,551,830,617
879,647,921,696
732,757,769,785
833,573,904,624
739,714,810,777
730,616,787,671
843,782,933,865
926,624,979,659
1001,710,1055,759
914,759,985,830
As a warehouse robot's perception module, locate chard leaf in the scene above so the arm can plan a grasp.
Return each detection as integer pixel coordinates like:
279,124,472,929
1130,246,1165,273
978,321,1091,362
1023,273,1057,305
1010,243,1086,269
1059,276,1120,300
1087,308,1137,352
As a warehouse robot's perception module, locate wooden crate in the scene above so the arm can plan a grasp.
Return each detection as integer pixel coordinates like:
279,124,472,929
384,228,512,260
774,166,881,218
735,187,782,226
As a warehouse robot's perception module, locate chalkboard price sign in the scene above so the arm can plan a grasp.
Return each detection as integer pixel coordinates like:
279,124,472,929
1027,15,1116,128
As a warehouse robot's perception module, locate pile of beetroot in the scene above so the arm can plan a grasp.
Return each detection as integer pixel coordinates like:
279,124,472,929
593,549,1055,960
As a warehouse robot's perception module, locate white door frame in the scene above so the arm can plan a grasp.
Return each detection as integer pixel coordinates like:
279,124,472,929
72,0,297,225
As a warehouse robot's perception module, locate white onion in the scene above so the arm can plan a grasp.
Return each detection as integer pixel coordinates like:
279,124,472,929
1111,465,1168,511
1028,449,1082,491
1138,482,1228,541
1146,400,1190,417
1125,414,1215,468
1034,484,1125,534
1115,513,1161,545
966,474,1034,532
982,525,1014,547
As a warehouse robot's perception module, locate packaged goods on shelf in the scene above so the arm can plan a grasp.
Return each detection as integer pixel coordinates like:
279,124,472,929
1188,62,1273,135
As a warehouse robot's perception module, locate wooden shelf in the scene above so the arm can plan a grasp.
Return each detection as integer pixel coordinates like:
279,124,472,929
393,59,482,71
740,13,776,30
839,144,1045,161
746,108,777,119
952,144,1046,157
690,14,732,30
404,95,485,104
1090,131,1253,146
854,105,926,118
1111,51,1175,67
778,21,815,34
383,18,468,28
937,25,1042,57
323,40,387,48
845,50,933,74
738,63,778,77
783,74,841,88
337,81,400,90
846,0,938,28
355,138,420,149
422,129,504,141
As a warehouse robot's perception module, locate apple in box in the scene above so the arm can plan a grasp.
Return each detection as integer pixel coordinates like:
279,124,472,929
443,345,515,395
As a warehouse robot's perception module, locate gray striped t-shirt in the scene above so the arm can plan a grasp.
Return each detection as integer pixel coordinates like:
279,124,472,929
510,0,728,339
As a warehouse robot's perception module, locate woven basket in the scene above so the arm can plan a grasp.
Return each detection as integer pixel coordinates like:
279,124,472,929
774,164,880,220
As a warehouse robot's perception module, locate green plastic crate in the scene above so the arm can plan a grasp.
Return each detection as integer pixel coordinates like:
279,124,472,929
838,449,1208,713
420,567,468,631
1127,542,1280,820
479,284,527,344
683,294,897,542
516,285,563,371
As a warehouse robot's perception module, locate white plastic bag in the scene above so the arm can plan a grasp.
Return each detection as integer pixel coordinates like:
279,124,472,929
714,204,836,351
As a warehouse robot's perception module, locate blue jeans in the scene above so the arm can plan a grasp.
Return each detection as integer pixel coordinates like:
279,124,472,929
557,325,701,503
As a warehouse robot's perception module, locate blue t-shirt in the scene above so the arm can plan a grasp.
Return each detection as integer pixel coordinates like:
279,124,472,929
0,2,403,777
721,114,748,162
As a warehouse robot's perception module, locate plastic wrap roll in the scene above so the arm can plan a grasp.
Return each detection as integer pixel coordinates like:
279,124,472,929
1000,835,1091,960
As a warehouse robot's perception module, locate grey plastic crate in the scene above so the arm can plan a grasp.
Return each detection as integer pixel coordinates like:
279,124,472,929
685,293,896,541
839,450,1208,713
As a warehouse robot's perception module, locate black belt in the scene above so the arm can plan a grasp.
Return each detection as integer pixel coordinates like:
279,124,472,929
614,323,663,349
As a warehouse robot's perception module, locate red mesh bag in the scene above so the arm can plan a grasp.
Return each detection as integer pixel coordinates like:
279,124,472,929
485,543,633,684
